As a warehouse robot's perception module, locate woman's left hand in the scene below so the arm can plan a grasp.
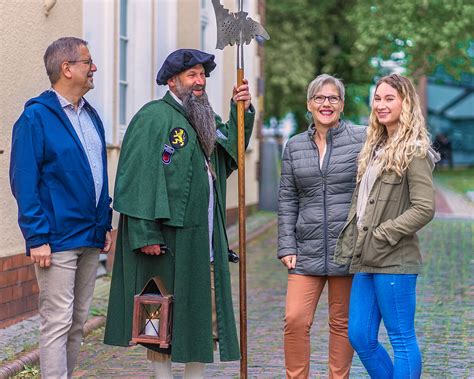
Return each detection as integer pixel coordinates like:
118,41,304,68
281,255,296,269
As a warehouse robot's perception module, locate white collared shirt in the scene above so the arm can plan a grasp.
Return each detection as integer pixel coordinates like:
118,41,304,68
51,89,103,205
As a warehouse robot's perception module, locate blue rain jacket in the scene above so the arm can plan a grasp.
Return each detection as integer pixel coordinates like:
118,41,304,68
10,90,112,254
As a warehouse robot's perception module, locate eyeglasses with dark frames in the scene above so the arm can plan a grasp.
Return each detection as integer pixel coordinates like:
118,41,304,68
312,95,341,104
68,59,93,69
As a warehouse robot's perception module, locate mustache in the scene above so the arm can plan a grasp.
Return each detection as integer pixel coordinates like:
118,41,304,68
175,79,205,98
183,85,205,96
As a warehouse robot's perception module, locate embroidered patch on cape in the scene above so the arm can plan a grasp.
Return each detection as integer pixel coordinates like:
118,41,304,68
216,129,228,140
162,144,175,165
169,127,188,149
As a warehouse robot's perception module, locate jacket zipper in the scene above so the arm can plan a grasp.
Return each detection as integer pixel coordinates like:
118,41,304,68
312,131,333,274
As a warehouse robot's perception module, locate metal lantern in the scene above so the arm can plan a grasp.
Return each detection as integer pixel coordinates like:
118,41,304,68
131,277,173,348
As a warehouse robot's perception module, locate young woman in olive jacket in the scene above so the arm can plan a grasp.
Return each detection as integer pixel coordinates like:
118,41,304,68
335,74,438,378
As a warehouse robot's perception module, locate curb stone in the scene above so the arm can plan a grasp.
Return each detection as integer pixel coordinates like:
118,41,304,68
0,316,105,379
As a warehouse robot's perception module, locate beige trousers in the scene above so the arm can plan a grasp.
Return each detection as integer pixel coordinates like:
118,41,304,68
35,248,100,379
284,274,354,379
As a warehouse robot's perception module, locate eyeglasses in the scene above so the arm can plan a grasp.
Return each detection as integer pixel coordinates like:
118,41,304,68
312,95,341,104
68,59,94,69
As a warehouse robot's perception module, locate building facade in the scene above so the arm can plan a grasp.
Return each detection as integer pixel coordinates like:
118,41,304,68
0,0,266,326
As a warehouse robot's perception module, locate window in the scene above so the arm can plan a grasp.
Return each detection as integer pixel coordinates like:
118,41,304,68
200,0,208,50
119,0,128,131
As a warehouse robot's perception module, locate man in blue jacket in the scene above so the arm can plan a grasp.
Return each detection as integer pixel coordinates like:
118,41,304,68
9,37,112,378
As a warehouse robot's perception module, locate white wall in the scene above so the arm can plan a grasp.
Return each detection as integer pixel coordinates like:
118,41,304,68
201,0,225,118
154,1,178,100
83,0,116,144
0,1,83,258
127,0,155,117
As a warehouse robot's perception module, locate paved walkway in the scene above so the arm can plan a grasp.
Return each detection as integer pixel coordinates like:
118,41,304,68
69,216,473,378
1,187,473,378
434,179,474,219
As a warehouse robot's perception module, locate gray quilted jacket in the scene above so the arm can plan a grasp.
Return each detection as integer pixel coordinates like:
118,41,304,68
278,120,366,276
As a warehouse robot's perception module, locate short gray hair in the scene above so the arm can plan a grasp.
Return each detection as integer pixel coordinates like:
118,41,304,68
43,37,88,85
307,74,345,102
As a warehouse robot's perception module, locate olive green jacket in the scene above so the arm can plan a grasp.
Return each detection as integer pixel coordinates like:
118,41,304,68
334,154,436,274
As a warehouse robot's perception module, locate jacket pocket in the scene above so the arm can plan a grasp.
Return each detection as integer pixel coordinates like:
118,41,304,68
361,231,401,267
335,216,356,264
378,172,403,202
295,238,323,271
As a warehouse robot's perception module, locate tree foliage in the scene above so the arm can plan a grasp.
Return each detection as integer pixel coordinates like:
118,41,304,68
264,0,372,127
349,1,474,79
264,0,474,129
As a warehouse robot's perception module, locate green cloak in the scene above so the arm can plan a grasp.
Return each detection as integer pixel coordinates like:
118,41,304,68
104,92,254,363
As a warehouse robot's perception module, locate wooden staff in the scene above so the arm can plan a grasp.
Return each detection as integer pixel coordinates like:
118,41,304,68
236,37,247,378
211,0,269,376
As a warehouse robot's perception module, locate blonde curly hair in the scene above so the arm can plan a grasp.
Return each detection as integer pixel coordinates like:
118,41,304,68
357,74,431,181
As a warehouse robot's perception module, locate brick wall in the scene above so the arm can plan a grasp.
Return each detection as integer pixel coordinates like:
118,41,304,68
0,254,39,328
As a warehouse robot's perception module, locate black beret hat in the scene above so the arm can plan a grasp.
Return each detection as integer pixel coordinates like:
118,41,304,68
156,49,217,85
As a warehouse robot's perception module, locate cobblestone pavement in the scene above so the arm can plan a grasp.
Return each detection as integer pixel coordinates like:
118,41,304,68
0,316,40,362
68,217,473,378
2,211,473,378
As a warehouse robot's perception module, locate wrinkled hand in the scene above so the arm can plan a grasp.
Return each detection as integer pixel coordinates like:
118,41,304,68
31,244,52,268
101,231,113,254
141,244,163,255
281,255,296,269
232,78,251,111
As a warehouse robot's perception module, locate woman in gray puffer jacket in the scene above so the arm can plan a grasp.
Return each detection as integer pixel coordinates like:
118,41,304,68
278,74,366,379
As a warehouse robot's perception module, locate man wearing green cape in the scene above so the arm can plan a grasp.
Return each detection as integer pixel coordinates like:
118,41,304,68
104,49,254,378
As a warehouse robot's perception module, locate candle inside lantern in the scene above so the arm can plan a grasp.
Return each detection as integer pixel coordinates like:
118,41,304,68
145,318,159,336
145,308,161,336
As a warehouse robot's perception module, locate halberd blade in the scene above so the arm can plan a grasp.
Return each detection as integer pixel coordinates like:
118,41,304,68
241,14,270,45
212,0,270,50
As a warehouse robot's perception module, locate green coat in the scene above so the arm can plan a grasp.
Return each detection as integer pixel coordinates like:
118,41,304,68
334,155,435,274
104,92,254,363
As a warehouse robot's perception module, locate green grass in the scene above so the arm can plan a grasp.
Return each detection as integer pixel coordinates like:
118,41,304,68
13,365,40,378
434,168,474,194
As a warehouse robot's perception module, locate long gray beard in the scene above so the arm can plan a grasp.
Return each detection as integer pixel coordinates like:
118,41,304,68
179,88,216,159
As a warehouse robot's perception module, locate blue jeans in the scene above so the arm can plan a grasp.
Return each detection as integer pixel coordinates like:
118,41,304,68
348,273,421,378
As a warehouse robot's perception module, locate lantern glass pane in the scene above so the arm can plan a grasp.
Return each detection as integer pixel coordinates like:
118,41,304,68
140,303,162,337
